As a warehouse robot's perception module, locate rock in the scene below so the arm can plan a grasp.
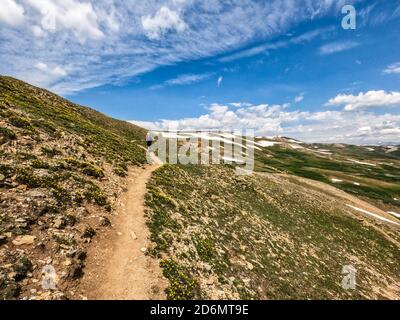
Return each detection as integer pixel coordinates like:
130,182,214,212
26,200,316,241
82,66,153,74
12,235,36,246
64,259,72,266
100,216,111,227
76,207,88,216
130,231,137,240
140,247,147,253
53,217,65,229
246,262,254,270
0,173,5,181
29,190,46,198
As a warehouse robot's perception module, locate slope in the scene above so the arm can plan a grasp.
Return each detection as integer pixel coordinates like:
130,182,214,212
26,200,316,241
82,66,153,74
0,76,147,300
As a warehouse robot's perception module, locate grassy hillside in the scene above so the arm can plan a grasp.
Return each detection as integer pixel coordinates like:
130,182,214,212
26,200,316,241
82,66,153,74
145,165,400,300
253,138,400,211
0,76,146,300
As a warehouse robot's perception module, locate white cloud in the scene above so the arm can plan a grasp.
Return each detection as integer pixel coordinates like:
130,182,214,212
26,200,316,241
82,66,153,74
32,25,46,37
130,101,400,144
327,91,400,111
217,76,223,87
384,62,400,75
26,0,104,41
141,6,186,40
318,41,360,55
294,93,304,103
35,62,67,77
0,0,25,26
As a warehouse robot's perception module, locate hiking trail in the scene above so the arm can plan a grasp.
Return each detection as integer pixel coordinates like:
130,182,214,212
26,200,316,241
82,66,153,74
77,159,167,300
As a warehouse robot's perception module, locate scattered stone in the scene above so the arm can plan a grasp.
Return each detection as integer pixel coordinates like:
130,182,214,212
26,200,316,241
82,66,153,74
100,216,111,227
64,259,72,266
140,247,147,253
130,231,137,240
246,262,254,270
53,217,65,229
204,264,212,271
12,235,36,246
117,232,123,236
0,173,5,181
76,207,88,216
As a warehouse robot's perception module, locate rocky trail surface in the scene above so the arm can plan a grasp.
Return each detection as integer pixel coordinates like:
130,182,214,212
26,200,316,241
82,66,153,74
77,162,167,300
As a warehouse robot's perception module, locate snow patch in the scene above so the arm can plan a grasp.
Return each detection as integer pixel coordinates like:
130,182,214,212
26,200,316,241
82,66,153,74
258,141,277,147
346,205,400,226
347,159,377,167
388,211,400,218
290,144,304,149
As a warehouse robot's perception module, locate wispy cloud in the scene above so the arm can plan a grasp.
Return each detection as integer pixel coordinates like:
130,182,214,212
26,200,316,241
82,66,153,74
318,41,360,55
359,1,400,27
150,72,214,90
0,1,360,94
219,27,334,63
294,93,305,103
217,76,223,87
384,62,400,75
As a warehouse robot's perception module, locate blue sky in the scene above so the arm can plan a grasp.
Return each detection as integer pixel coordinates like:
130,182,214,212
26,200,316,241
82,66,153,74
1,0,399,144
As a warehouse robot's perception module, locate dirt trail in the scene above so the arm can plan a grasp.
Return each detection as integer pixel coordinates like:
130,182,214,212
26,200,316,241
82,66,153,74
78,162,167,300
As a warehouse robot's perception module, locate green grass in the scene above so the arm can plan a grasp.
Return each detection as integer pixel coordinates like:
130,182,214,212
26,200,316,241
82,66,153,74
255,145,400,207
146,164,400,300
0,75,147,166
